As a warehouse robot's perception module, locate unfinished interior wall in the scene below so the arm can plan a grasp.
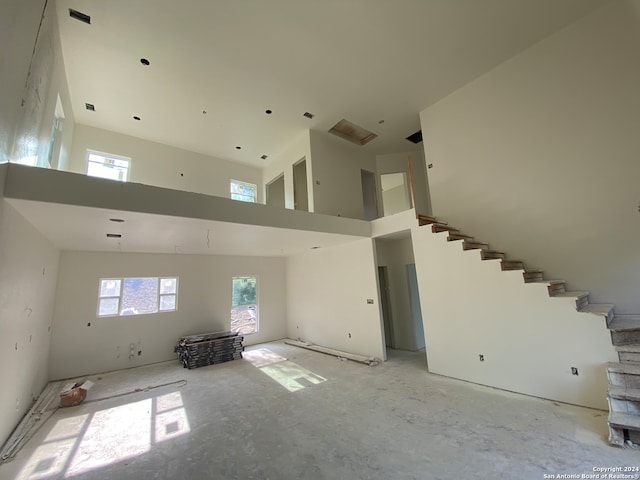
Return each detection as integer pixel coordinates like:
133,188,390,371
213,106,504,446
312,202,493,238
68,124,262,201
262,130,312,210
412,225,617,409
1,0,74,168
376,151,431,216
375,236,420,351
49,251,286,380
309,130,378,220
286,238,385,360
0,165,60,446
420,0,640,313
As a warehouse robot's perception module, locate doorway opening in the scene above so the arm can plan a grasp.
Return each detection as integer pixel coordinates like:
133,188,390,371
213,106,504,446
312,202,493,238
380,172,412,216
361,169,379,221
266,174,285,208
374,236,426,358
293,158,308,211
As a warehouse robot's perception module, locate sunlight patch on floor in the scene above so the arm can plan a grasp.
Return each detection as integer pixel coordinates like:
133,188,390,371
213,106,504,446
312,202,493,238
15,391,190,479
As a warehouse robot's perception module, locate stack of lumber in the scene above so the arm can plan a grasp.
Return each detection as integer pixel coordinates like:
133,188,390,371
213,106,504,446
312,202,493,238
175,331,244,369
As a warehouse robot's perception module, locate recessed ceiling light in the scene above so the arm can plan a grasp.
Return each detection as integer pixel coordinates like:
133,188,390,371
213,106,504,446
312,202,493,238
265,109,272,115
235,146,241,150
140,58,150,66
106,233,122,238
303,112,314,119
109,218,125,223
260,155,268,160
69,8,91,24
85,103,95,111
133,116,141,121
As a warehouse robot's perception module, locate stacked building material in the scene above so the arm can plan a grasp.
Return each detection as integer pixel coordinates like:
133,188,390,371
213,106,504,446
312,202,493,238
175,331,244,369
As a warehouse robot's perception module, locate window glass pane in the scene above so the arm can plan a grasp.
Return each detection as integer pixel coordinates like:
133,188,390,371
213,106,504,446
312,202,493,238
160,278,177,294
121,277,158,315
159,295,176,311
87,151,129,182
100,279,121,297
231,276,258,334
230,181,256,202
99,297,119,316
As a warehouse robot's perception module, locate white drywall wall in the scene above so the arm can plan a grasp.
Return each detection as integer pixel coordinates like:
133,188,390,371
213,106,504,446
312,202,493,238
412,225,617,409
375,237,418,351
0,0,45,163
68,124,263,201
286,238,385,360
262,130,312,210
50,252,286,379
382,183,411,216
420,0,640,314
376,151,431,215
1,0,74,168
0,172,59,445
309,130,378,220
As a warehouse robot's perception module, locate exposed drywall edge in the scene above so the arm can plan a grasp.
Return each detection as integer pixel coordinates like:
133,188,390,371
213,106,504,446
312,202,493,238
4,164,371,238
371,208,416,238
0,163,7,196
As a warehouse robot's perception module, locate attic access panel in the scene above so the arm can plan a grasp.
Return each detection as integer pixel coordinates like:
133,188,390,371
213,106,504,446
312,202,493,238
328,119,377,146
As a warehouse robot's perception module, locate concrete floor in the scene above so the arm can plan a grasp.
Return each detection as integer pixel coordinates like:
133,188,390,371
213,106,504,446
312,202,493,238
1,340,638,480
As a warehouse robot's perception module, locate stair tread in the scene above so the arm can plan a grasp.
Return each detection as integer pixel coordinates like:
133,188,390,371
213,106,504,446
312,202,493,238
553,291,589,299
614,315,640,322
609,385,640,401
608,411,640,430
616,344,640,353
579,303,614,314
532,279,564,284
610,317,640,331
608,362,640,375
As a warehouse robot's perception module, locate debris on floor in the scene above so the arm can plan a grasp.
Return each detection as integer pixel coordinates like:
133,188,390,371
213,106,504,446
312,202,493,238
0,381,64,464
285,338,380,366
175,331,244,369
59,380,94,407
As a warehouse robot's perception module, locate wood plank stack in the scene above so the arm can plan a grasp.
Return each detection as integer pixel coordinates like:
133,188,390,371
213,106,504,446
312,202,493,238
175,331,244,369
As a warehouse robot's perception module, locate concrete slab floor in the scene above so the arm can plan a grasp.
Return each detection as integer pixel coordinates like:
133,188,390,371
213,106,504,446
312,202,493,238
0,340,638,480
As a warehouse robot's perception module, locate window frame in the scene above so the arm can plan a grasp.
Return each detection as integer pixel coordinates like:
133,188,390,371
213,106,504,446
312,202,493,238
97,276,179,318
230,275,259,335
230,179,257,203
86,149,131,182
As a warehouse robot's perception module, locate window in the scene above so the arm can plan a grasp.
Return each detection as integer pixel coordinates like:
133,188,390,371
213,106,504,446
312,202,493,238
230,180,257,203
97,277,178,317
87,150,130,181
230,276,258,334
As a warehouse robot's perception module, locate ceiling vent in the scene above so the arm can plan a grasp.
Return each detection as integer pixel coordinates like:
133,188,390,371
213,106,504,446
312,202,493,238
406,130,423,144
106,233,122,238
328,119,377,146
69,9,91,24
303,112,314,119
85,103,95,111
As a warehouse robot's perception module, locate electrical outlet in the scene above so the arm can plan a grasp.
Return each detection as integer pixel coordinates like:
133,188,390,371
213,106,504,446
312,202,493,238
367,299,374,304
571,367,579,376
479,354,484,362
348,333,352,338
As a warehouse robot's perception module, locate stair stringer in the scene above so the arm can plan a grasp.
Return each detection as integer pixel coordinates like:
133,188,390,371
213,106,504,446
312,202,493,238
410,223,617,411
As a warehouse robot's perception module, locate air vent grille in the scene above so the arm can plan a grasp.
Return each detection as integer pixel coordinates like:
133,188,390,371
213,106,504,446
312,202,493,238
69,9,91,24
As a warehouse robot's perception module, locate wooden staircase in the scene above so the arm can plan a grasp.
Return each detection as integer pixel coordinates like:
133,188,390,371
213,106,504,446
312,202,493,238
416,212,639,447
